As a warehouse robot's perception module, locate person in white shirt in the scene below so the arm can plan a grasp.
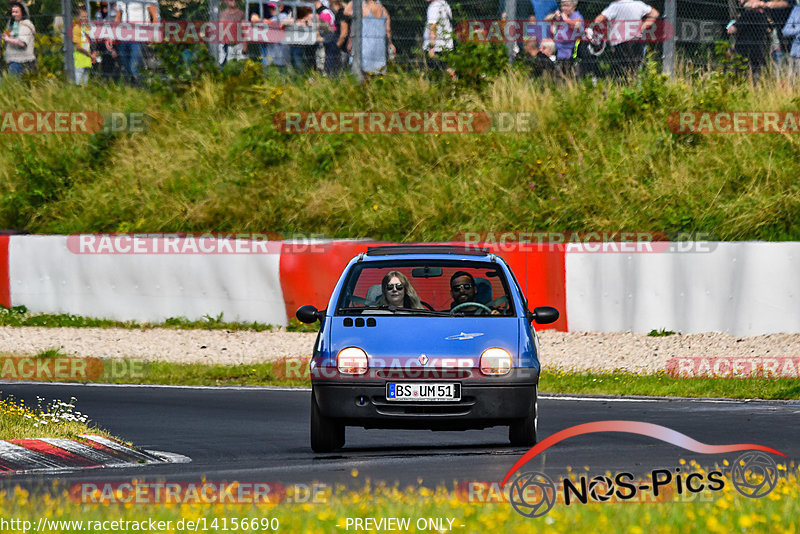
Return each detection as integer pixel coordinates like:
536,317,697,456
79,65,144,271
593,0,658,78
115,0,159,84
423,0,452,67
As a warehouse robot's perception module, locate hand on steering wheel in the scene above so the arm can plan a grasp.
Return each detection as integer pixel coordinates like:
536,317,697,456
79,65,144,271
450,301,493,316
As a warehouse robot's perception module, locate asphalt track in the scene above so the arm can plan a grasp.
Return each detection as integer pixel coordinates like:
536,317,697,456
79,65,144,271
1,382,799,490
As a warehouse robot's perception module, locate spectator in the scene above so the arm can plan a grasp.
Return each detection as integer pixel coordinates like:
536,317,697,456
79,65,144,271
315,0,341,74
3,1,36,76
544,0,583,73
218,0,245,66
73,6,96,84
94,1,120,81
341,0,395,74
516,35,558,78
423,0,453,69
532,0,558,22
332,0,348,64
263,3,291,73
115,0,159,85
782,2,800,79
593,0,658,78
290,5,316,73
728,0,790,83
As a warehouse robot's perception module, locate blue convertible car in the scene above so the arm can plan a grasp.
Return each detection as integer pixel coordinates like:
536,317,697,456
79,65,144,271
296,245,559,452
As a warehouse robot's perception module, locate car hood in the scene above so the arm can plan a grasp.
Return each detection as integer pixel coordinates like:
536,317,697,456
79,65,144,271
328,316,519,368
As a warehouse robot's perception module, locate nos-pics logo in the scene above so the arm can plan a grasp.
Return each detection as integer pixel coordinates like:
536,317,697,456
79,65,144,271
502,421,784,518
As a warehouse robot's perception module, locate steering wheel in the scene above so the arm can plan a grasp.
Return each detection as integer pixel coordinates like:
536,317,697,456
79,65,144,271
421,300,435,311
450,302,493,316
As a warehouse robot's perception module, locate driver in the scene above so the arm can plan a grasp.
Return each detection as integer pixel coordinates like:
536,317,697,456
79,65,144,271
449,271,500,315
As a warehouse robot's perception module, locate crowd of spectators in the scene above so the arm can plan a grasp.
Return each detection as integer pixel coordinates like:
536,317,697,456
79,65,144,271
3,0,800,83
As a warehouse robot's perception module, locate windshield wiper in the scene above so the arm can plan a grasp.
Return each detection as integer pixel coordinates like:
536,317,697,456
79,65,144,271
336,306,449,316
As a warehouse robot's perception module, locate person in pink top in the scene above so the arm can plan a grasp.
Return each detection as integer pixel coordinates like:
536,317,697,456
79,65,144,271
315,0,342,74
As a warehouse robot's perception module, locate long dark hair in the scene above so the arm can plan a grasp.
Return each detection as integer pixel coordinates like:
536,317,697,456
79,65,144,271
9,1,29,20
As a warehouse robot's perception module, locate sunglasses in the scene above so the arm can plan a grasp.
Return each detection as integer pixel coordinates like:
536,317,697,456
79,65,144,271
385,283,404,291
451,283,473,291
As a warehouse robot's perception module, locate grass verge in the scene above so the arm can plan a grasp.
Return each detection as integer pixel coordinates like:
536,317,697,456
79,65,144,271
2,470,798,532
0,394,111,441
4,353,799,400
0,306,318,332
2,66,800,241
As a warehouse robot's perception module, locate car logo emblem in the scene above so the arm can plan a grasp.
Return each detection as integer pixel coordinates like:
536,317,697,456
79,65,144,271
418,354,429,365
446,332,484,341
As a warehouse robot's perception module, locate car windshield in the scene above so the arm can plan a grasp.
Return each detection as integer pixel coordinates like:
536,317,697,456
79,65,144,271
335,260,514,317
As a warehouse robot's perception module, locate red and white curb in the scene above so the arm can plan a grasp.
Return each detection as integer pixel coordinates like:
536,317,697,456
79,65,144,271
0,434,189,474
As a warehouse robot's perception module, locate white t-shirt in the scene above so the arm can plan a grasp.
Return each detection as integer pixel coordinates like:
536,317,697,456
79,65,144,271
116,0,157,23
600,0,652,45
423,0,453,53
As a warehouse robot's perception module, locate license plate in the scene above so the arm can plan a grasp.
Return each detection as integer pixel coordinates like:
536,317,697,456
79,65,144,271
385,382,461,402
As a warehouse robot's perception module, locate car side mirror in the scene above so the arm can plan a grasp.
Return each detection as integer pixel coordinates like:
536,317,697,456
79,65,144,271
296,305,323,324
528,306,559,325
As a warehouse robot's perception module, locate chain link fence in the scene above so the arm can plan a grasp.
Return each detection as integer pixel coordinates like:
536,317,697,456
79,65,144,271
1,0,797,83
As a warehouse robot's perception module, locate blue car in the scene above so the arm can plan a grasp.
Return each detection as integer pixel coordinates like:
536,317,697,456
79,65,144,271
296,245,559,452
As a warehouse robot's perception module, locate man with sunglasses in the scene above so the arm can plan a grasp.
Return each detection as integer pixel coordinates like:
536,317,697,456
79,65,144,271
450,271,500,315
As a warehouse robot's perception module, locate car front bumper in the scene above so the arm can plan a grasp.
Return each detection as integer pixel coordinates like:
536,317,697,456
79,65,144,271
312,369,538,430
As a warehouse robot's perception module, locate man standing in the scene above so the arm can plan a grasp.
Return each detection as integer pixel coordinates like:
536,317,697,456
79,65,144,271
218,0,245,66
593,0,658,78
115,0,159,84
424,0,452,69
73,7,96,84
728,0,790,83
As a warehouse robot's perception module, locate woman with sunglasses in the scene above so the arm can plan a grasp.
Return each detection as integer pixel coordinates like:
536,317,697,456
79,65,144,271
377,271,423,309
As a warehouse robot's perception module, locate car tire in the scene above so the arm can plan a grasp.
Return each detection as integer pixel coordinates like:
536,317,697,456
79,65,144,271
509,386,538,446
311,392,345,453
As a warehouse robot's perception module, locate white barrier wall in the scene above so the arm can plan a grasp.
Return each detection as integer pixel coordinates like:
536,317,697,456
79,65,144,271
565,242,800,335
8,235,288,325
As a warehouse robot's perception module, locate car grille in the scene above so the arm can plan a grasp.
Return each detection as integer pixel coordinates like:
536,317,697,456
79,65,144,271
371,396,476,416
376,369,473,379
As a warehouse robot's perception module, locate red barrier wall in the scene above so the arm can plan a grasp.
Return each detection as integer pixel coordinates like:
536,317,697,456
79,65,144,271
279,241,376,318
0,236,9,308
483,243,567,331
280,241,567,331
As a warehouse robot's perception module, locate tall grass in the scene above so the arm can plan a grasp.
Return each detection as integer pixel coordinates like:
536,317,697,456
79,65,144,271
1,65,798,240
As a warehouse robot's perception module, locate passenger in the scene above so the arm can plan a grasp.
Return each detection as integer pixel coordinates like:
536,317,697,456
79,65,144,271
377,271,423,309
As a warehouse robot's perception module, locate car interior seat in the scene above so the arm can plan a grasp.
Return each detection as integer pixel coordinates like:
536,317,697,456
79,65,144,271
474,278,492,304
365,284,383,305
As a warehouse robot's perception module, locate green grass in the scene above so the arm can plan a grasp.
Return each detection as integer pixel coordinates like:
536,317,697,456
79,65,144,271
8,352,798,400
1,64,799,240
2,473,798,532
0,305,317,332
0,394,112,441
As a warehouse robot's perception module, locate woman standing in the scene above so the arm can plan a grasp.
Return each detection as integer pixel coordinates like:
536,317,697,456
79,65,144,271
340,0,394,73
2,2,36,76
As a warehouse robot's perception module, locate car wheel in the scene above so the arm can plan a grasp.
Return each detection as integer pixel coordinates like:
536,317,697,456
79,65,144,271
509,386,538,446
311,392,345,453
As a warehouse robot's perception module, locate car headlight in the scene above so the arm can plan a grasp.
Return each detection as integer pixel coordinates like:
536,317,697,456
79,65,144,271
337,347,368,375
480,348,512,376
